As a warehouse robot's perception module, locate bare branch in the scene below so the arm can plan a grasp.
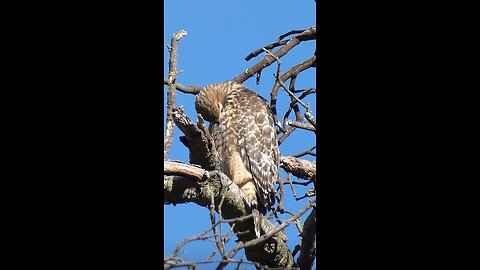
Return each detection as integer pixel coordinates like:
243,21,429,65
305,110,316,128
288,76,303,123
244,29,309,62
218,200,315,269
278,126,296,146
164,161,205,182
233,26,316,83
295,188,316,201
286,120,316,132
297,208,316,270
275,29,309,43
282,210,304,236
210,194,227,259
291,181,313,187
271,54,316,133
172,107,219,171
285,173,297,198
280,156,316,182
164,20,317,270
165,30,187,160
292,145,316,158
274,73,310,111
262,47,282,80
245,40,289,61
163,77,202,94
205,223,236,262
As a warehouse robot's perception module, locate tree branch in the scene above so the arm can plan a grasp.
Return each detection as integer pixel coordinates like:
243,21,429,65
233,26,316,83
165,30,187,160
280,156,316,182
292,145,316,158
164,160,205,182
271,54,316,134
171,107,219,171
163,77,202,94
297,207,316,270
286,120,316,132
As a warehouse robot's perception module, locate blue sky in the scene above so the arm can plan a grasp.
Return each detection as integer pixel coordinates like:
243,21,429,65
164,1,316,269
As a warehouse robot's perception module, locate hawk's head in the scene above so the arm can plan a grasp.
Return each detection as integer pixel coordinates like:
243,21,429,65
195,80,239,122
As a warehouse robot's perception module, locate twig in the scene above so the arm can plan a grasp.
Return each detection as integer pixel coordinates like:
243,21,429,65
164,30,187,160
163,77,202,94
282,210,304,236
275,29,308,43
286,120,315,132
245,40,289,61
262,47,282,80
217,200,315,269
244,29,307,62
169,230,216,259
296,88,316,98
205,223,236,262
291,181,313,186
282,86,316,133
288,76,303,123
274,73,309,110
305,111,316,128
270,54,316,130
210,194,227,259
216,180,230,259
278,126,296,146
295,188,316,201
292,145,316,158
164,169,293,268
285,173,297,198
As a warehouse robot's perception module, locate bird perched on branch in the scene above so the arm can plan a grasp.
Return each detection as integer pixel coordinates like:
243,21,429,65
195,80,279,238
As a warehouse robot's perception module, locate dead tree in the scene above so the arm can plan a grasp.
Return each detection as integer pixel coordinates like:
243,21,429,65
164,25,316,269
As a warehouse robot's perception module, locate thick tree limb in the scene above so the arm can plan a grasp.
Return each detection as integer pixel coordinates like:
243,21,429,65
297,208,316,270
164,161,205,182
280,156,316,182
172,107,219,171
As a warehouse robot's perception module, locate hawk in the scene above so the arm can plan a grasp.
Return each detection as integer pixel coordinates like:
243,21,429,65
195,80,279,238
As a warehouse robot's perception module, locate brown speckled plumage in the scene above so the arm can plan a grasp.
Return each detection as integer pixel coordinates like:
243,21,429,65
195,81,279,237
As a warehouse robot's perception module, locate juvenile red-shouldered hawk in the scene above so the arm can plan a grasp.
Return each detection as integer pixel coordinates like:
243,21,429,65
195,80,279,238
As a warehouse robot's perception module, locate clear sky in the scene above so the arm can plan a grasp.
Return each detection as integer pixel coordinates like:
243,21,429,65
164,1,316,269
